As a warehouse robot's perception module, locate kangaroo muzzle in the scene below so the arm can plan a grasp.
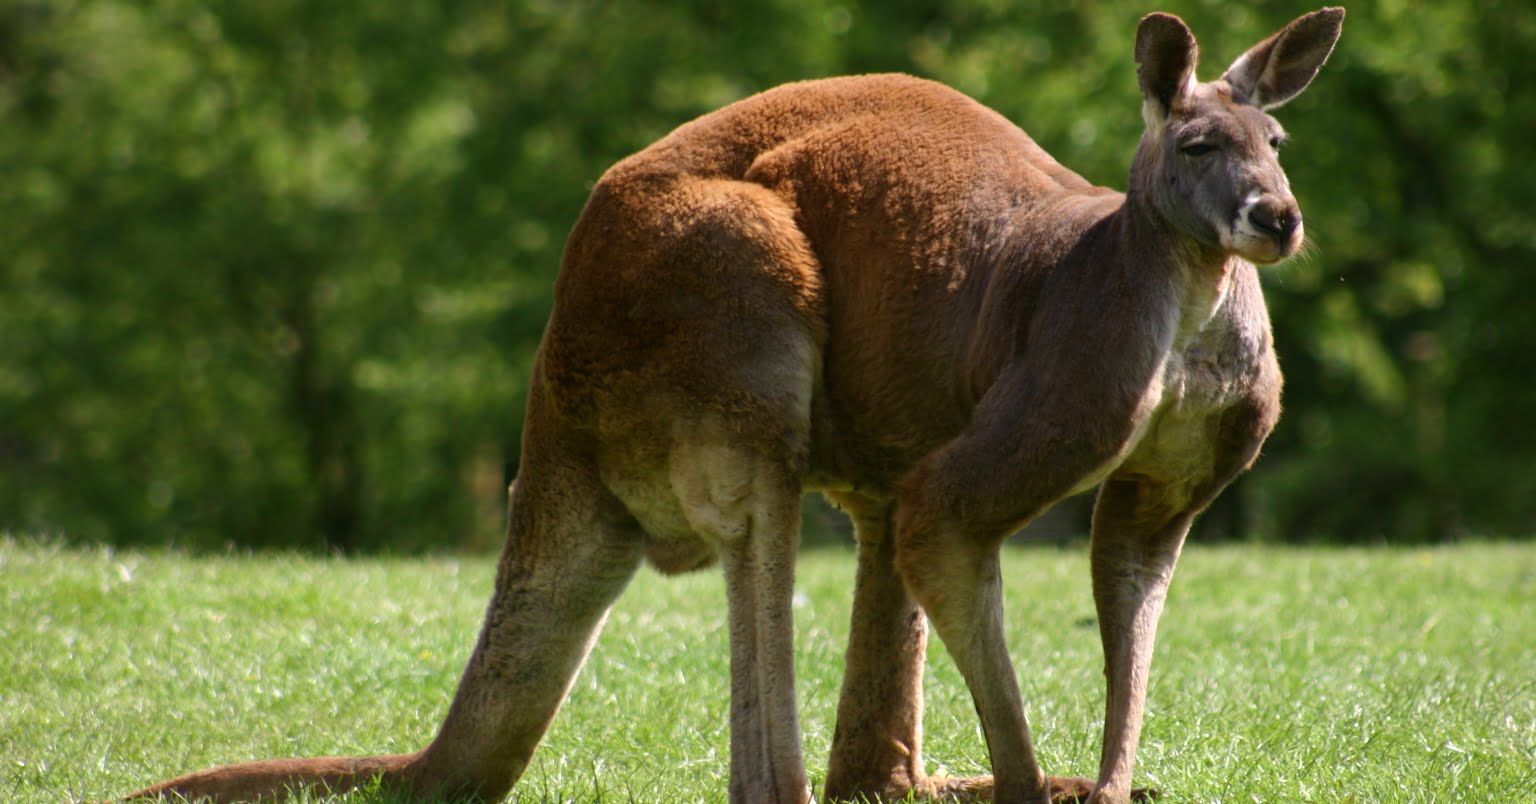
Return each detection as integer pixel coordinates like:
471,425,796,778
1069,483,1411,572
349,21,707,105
1233,190,1304,263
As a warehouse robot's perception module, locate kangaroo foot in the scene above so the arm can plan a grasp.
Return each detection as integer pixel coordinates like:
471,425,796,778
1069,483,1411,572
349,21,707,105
900,773,1158,803
1040,776,1160,803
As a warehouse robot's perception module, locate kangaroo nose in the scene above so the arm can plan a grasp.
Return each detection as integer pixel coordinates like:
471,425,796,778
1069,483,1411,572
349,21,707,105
1249,198,1302,241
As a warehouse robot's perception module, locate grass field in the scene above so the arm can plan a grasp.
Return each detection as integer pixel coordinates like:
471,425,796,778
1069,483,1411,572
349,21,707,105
3,536,1533,803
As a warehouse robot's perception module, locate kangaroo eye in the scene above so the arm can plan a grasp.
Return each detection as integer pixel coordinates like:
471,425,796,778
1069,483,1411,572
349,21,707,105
1268,136,1285,150
1180,142,1216,157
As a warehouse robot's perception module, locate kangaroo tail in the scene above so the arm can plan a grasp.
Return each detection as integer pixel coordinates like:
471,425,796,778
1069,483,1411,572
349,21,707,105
119,753,418,803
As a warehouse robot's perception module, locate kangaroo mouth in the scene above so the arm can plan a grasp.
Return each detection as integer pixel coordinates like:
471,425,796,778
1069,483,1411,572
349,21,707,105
1223,207,1304,264
1235,226,1303,264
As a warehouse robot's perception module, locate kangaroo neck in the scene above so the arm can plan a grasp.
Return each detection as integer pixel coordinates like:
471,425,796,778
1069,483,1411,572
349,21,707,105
957,187,1235,403
1116,188,1247,348
1116,187,1232,280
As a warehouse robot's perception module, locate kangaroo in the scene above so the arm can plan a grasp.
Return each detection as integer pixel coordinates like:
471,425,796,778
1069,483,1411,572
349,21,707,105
123,8,1343,804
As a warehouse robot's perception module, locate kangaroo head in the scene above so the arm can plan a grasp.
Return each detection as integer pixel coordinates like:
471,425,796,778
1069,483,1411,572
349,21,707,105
1131,8,1344,264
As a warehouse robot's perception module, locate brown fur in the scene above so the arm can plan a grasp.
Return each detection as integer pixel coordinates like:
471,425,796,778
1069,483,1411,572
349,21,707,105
121,9,1343,804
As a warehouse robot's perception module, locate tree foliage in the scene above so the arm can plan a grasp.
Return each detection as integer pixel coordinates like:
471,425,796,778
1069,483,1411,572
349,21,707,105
2,1,1531,549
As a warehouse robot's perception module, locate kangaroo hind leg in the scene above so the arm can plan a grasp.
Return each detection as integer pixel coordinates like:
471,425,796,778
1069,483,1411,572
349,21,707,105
601,387,817,804
666,416,812,804
823,492,935,802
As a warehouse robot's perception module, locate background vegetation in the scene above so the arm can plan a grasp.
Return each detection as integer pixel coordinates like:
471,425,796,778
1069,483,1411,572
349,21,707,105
2,0,1532,551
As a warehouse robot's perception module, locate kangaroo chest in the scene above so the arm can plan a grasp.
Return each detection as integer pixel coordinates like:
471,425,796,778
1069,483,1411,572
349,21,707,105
1113,280,1275,490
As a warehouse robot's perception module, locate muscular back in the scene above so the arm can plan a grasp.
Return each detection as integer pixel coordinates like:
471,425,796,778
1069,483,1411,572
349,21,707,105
550,74,1128,491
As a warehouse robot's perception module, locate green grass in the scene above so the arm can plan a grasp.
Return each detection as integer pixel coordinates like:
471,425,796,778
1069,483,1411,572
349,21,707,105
3,536,1533,803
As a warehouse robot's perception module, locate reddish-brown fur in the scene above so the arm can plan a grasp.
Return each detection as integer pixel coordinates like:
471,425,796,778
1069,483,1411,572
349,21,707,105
122,9,1342,804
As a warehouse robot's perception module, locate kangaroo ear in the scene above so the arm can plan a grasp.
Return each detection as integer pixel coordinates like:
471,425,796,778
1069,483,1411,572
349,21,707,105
1222,7,1345,110
1136,13,1199,121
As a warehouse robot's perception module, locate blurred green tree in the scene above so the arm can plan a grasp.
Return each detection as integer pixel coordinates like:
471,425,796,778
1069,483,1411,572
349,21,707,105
1,0,1530,549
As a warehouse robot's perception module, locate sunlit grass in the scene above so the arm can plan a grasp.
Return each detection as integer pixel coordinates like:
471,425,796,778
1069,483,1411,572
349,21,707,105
3,536,1533,802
